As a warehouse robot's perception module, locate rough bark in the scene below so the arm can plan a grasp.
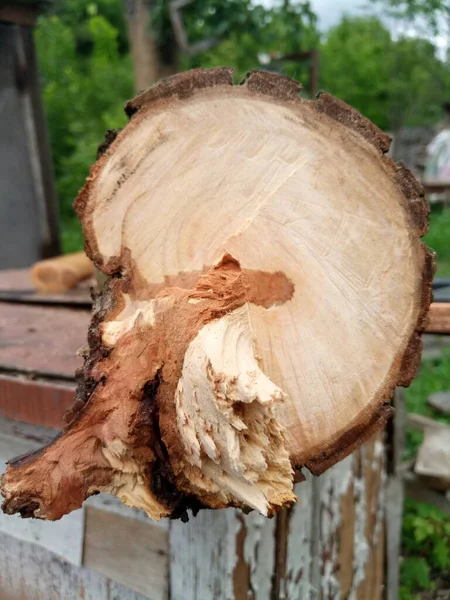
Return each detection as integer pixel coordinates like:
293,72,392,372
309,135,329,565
1,68,434,521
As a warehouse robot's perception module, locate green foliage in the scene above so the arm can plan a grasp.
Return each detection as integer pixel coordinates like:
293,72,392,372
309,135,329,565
176,0,320,84
320,16,449,131
35,1,133,251
320,17,392,129
426,206,450,276
371,0,450,35
401,322,450,596
403,345,450,459
400,499,450,598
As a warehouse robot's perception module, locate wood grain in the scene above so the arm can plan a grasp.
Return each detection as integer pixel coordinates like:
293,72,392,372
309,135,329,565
170,507,278,600
0,302,88,377
0,530,149,600
427,302,450,333
0,374,74,428
83,506,169,599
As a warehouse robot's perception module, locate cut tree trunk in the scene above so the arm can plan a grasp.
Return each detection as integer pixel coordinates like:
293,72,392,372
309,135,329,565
1,68,434,522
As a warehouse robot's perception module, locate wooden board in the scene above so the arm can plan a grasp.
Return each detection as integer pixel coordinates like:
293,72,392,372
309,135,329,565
0,302,88,377
0,531,149,600
0,268,93,305
83,506,169,599
0,374,74,428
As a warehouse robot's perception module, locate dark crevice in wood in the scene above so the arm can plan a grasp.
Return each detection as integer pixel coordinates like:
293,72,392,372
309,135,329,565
145,368,205,522
96,128,120,159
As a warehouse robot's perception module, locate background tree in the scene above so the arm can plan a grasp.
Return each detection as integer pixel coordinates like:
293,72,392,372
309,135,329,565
35,1,133,251
320,16,450,133
153,0,319,82
371,0,450,35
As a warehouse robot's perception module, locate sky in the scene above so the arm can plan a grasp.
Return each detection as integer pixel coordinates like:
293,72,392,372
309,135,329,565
310,0,448,55
310,0,369,30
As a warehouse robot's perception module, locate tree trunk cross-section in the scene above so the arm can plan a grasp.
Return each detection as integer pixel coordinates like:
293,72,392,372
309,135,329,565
1,68,434,521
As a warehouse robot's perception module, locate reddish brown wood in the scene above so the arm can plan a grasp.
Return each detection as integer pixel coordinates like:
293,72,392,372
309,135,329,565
0,375,74,429
0,302,88,377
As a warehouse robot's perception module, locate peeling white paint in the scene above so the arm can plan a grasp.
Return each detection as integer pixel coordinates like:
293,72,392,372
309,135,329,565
243,511,276,600
348,477,369,600
374,452,386,545
169,443,386,600
283,474,318,599
169,509,242,600
0,530,147,600
372,440,384,469
319,455,354,599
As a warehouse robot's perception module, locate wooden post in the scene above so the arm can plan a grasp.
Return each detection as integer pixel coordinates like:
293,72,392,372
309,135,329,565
0,9,60,267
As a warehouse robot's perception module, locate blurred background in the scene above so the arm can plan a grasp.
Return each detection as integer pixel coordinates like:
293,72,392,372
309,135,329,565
0,1,450,598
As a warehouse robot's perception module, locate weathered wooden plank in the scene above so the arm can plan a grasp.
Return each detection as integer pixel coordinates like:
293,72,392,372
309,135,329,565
83,506,169,599
170,509,242,600
428,391,450,415
0,374,74,428
318,436,385,600
319,455,354,599
282,475,315,599
385,478,404,600
20,24,61,259
242,511,276,600
169,436,388,600
407,413,448,430
354,437,384,600
0,302,88,377
170,507,277,600
0,23,42,268
0,530,148,600
415,426,450,484
87,491,169,529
